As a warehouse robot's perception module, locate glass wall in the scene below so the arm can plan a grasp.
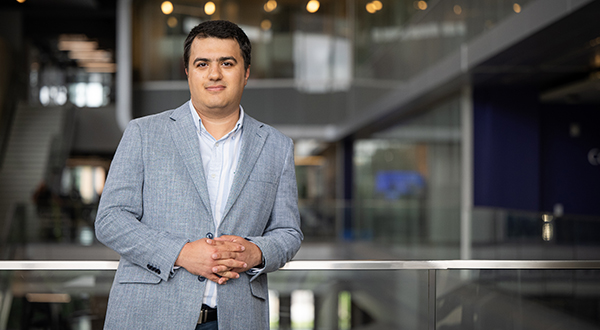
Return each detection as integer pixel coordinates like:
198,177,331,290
133,0,535,82
295,141,340,242
354,0,535,81
132,0,351,82
354,96,462,258
471,207,600,260
28,36,115,109
130,0,535,123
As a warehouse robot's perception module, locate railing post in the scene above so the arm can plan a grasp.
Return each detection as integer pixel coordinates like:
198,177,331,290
116,0,133,131
428,269,436,330
460,86,473,260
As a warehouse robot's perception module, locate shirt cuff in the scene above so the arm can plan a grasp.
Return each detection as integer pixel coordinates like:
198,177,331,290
246,255,266,275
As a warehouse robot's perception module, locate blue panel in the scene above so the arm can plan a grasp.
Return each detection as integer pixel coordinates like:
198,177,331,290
375,170,425,199
473,87,540,211
540,104,600,216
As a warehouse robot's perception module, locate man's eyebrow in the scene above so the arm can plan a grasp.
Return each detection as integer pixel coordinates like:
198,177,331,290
192,56,238,64
219,56,238,63
193,57,209,64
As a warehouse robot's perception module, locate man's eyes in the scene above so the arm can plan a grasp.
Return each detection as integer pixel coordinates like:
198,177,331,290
195,62,234,67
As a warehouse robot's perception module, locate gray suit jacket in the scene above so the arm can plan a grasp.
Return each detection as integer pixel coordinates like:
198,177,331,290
95,103,303,329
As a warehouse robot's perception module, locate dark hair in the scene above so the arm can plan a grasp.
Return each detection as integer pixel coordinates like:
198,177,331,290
183,20,251,71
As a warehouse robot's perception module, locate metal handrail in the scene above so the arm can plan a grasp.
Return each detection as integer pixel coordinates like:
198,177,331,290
1,260,600,271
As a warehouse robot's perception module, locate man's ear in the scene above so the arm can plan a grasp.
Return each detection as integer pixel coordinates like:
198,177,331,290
185,68,188,76
244,65,250,84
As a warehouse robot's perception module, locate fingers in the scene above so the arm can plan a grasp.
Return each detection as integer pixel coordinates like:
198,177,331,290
205,273,224,284
205,270,239,285
213,235,241,242
211,262,246,274
214,270,240,280
206,240,245,263
211,251,247,261
178,237,249,285
210,257,246,277
206,239,245,252
206,275,231,285
212,236,236,242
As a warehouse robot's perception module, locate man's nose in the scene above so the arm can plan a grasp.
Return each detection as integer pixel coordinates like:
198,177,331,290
208,65,222,80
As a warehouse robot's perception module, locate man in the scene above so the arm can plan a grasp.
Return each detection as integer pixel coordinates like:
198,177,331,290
95,20,303,330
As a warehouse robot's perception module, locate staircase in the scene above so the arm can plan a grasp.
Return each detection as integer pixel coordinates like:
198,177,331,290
0,103,66,238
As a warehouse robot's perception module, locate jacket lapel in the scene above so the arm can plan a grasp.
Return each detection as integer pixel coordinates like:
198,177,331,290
168,104,213,219
221,116,268,222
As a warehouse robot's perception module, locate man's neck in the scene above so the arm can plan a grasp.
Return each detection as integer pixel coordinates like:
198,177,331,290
196,107,240,140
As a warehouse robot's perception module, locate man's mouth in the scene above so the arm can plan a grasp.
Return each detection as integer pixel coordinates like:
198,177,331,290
205,85,225,92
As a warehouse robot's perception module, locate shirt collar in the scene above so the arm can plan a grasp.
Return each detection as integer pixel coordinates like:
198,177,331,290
188,100,245,139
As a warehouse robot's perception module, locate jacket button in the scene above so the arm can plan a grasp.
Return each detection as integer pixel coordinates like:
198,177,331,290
156,269,161,275
198,276,206,282
206,232,214,239
147,264,152,270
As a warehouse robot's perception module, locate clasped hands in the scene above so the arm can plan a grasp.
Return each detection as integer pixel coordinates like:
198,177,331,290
175,235,262,285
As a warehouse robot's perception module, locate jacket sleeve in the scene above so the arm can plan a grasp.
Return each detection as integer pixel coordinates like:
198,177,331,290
246,139,303,277
95,120,188,281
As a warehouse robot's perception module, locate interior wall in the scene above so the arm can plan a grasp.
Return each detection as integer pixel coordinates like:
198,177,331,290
540,103,600,216
473,86,600,216
473,86,541,211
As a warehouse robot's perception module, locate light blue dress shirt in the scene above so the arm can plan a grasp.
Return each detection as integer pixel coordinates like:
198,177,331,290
189,101,244,307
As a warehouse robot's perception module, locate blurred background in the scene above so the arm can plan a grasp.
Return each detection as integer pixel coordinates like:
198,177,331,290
1,0,600,329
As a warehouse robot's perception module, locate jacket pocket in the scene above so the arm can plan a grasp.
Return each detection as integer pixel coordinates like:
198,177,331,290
249,275,267,300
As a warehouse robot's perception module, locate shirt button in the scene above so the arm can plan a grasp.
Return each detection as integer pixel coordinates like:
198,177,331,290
206,232,214,239
215,143,219,147
198,276,206,282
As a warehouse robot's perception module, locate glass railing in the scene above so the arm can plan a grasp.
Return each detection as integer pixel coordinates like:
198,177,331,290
354,0,537,81
131,0,537,83
471,207,600,260
0,202,119,264
3,200,600,262
129,0,547,126
299,201,600,260
1,260,599,330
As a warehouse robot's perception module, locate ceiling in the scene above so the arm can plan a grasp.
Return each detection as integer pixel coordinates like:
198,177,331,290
1,0,117,67
471,0,600,104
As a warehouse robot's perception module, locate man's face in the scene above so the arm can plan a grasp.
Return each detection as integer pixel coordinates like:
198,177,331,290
186,37,250,117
